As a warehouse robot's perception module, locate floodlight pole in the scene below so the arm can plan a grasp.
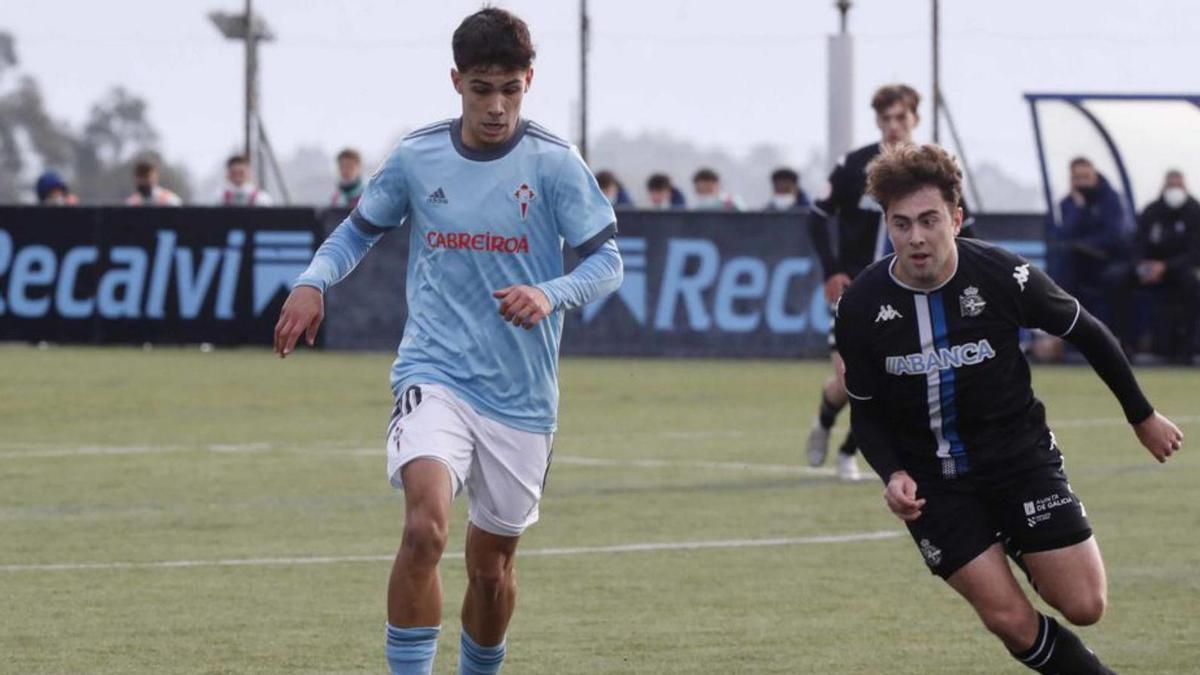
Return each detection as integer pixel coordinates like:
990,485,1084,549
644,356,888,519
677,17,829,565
931,0,940,144
579,0,590,162
245,0,256,164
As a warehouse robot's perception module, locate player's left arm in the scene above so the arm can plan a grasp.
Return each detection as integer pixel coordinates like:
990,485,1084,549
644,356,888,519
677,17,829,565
1015,259,1183,462
495,148,623,329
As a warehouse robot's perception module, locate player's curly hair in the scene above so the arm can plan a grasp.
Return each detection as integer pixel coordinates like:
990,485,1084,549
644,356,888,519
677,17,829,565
866,143,963,212
453,7,536,73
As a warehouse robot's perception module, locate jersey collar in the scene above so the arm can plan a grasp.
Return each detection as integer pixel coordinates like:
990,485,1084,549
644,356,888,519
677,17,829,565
450,117,529,162
887,252,959,294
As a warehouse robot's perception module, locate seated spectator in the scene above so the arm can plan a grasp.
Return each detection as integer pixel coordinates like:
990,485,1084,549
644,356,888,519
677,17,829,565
764,167,810,211
646,173,686,210
1052,157,1127,325
216,154,274,206
35,170,79,205
125,159,182,206
331,148,365,209
1109,170,1200,362
691,167,744,211
596,170,633,208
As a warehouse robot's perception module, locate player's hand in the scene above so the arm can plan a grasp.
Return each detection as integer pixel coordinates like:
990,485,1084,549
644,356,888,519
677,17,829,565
1133,411,1183,463
1071,190,1086,208
824,273,852,304
493,285,552,330
884,470,925,522
274,285,324,358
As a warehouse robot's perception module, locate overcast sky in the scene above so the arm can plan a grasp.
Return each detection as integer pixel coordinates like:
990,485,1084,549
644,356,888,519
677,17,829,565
5,0,1199,187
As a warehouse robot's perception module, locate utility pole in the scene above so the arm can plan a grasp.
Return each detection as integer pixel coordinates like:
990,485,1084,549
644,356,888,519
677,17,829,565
827,0,854,169
931,0,940,144
579,0,590,162
245,0,257,168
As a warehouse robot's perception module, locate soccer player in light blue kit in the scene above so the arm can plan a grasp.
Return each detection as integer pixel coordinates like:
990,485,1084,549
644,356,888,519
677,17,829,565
273,9,623,674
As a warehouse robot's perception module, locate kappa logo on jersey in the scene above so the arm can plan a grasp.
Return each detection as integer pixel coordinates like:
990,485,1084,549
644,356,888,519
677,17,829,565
427,187,448,205
919,538,943,567
885,339,997,376
959,286,986,317
1013,263,1031,292
875,304,903,323
513,182,535,220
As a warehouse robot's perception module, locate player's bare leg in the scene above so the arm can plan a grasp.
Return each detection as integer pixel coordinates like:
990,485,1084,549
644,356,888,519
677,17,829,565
461,524,520,644
808,353,850,466
1025,537,1107,626
388,459,454,627
947,544,1040,651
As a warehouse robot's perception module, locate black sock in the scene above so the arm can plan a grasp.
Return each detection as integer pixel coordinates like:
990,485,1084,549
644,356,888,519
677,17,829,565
838,430,857,457
818,394,844,429
1011,614,1116,674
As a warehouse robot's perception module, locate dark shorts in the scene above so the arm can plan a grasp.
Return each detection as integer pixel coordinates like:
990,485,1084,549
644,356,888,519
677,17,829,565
904,449,1093,579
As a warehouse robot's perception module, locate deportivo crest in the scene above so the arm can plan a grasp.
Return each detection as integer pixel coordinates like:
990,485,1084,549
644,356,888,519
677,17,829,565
513,182,535,220
919,538,943,567
960,286,986,317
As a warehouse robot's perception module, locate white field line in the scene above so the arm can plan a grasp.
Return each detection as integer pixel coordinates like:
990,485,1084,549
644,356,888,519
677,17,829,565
0,530,902,573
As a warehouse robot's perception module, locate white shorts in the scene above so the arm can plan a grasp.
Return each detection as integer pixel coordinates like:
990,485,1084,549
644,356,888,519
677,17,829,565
386,383,554,537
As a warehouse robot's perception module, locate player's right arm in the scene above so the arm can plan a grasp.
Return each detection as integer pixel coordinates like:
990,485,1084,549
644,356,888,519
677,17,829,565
807,161,851,302
274,147,411,357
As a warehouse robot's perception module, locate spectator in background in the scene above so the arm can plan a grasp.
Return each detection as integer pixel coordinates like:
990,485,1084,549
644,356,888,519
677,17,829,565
691,167,744,211
331,148,365,209
217,154,274,206
1054,157,1127,324
764,167,810,211
646,173,686,210
125,159,182,206
35,170,78,205
1110,170,1200,362
595,170,633,208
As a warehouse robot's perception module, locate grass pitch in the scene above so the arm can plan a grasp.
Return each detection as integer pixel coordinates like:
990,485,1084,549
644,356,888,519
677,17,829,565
0,345,1197,674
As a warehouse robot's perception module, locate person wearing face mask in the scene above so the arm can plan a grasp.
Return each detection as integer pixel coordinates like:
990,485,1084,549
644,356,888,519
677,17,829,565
646,173,686,210
595,170,633,208
125,159,182,206
690,167,744,211
330,148,365,209
763,167,810,211
34,170,79,206
1109,170,1200,362
1053,157,1129,328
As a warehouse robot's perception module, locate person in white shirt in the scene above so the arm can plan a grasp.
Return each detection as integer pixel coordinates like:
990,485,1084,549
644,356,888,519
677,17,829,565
216,154,274,206
125,159,183,206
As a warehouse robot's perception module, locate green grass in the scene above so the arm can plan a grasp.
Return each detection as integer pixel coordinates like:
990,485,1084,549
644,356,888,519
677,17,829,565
0,345,1197,674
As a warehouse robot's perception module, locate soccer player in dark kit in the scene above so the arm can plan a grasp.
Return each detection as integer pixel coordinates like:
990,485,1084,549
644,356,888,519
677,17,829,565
835,143,1183,673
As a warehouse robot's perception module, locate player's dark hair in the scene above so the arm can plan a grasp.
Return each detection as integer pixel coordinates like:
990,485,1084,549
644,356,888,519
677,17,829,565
133,159,157,178
336,148,361,163
871,84,920,115
453,8,536,73
693,168,719,184
595,170,619,190
1165,168,1183,181
647,173,672,191
1069,156,1093,170
771,168,799,184
226,154,248,168
866,143,962,212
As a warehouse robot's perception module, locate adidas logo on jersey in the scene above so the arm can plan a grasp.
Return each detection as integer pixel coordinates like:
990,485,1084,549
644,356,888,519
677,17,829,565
875,304,903,323
427,187,448,205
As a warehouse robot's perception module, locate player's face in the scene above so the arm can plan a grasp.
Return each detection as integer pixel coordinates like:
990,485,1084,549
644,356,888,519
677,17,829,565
876,103,918,145
886,185,963,289
452,66,533,149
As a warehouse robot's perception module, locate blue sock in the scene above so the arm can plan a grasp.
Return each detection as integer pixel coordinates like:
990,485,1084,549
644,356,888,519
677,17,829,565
458,630,506,675
385,623,440,675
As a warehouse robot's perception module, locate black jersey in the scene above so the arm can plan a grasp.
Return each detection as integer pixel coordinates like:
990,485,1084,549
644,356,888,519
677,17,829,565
835,239,1086,480
809,142,976,281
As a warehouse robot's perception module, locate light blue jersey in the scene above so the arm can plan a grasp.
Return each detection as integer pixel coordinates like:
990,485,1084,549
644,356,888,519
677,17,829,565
294,118,620,432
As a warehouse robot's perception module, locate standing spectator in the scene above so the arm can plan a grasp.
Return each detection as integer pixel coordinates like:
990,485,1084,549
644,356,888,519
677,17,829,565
331,148,365,209
1110,170,1200,362
646,173,686,210
691,167,744,211
595,170,633,208
1053,157,1127,324
216,154,274,206
125,159,183,206
35,170,78,205
764,167,810,211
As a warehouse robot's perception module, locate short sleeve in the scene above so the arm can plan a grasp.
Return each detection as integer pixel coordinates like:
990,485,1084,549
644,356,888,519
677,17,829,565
552,148,617,256
1012,259,1081,336
355,147,411,229
834,295,881,401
